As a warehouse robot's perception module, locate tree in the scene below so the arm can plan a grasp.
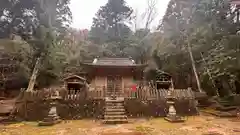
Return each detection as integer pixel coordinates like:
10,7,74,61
153,0,240,95
0,0,72,39
142,0,158,29
89,0,133,44
21,0,72,90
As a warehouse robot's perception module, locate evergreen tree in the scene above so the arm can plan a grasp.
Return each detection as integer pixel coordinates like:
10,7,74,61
89,0,133,44
0,0,72,39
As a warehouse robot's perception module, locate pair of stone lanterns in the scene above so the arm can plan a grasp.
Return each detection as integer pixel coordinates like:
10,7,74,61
38,91,62,126
164,88,185,122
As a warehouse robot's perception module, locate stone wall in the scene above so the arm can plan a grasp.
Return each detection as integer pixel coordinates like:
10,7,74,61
125,99,197,118
14,89,105,120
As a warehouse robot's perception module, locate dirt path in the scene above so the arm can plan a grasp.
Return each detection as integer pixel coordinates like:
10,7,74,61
1,115,240,135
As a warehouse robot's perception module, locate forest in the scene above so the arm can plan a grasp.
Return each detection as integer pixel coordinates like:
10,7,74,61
0,0,240,97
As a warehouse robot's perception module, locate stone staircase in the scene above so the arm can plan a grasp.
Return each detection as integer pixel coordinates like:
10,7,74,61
103,97,128,124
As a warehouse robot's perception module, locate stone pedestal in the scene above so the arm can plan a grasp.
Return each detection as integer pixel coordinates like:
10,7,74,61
164,90,185,123
38,92,62,126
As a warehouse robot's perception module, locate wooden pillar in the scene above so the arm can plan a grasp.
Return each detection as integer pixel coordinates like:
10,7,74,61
64,82,67,90
170,78,174,90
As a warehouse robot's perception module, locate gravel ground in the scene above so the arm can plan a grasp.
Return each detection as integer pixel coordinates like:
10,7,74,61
0,115,240,135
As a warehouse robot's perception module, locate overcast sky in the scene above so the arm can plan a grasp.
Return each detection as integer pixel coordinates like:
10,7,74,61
70,0,170,30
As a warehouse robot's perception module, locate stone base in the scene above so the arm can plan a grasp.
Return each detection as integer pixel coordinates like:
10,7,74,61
164,115,185,123
38,117,61,126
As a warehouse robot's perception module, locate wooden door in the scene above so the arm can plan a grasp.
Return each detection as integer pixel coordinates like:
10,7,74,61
115,75,122,96
107,76,114,96
107,75,122,96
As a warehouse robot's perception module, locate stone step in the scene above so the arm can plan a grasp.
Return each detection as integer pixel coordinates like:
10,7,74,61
106,92,122,94
105,97,124,101
106,104,124,107
106,97,124,101
105,99,124,103
105,105,124,108
104,97,127,124
105,106,124,109
105,102,124,105
104,115,127,119
105,111,125,115
106,94,122,96
103,119,128,124
105,108,125,112
106,101,124,104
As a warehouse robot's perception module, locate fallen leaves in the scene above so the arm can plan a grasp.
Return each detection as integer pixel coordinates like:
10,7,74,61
1,115,240,135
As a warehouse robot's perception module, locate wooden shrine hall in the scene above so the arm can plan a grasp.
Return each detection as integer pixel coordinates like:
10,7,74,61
82,57,147,98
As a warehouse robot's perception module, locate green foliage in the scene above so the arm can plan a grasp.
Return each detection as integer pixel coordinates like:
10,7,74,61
89,0,133,45
0,0,72,39
0,0,72,88
2,0,239,93
0,39,33,80
152,0,240,94
88,0,154,63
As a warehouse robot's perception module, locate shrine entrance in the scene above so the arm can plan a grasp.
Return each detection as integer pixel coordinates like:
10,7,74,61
107,75,122,97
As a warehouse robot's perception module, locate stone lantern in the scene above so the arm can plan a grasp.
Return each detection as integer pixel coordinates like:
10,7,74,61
38,90,62,126
164,88,185,122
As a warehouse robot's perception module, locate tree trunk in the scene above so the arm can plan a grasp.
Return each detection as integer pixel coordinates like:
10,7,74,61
222,78,232,96
187,39,203,92
26,57,41,92
237,9,240,24
235,80,240,94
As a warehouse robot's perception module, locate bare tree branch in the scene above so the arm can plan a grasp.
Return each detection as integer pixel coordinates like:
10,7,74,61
131,0,158,30
144,0,158,29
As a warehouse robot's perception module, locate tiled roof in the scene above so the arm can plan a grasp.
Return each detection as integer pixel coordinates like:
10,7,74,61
64,75,86,81
92,58,136,66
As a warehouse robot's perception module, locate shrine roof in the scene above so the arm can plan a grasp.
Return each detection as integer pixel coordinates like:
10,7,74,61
156,70,171,76
64,75,86,81
82,57,147,67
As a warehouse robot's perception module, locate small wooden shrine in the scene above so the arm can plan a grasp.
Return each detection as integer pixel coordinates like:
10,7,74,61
83,57,147,97
144,68,173,89
63,75,87,92
155,70,173,89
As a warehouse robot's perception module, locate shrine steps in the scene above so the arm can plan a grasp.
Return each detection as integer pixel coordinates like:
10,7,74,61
103,97,128,124
106,92,122,97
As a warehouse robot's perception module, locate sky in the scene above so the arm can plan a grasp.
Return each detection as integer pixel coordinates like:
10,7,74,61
70,0,170,30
